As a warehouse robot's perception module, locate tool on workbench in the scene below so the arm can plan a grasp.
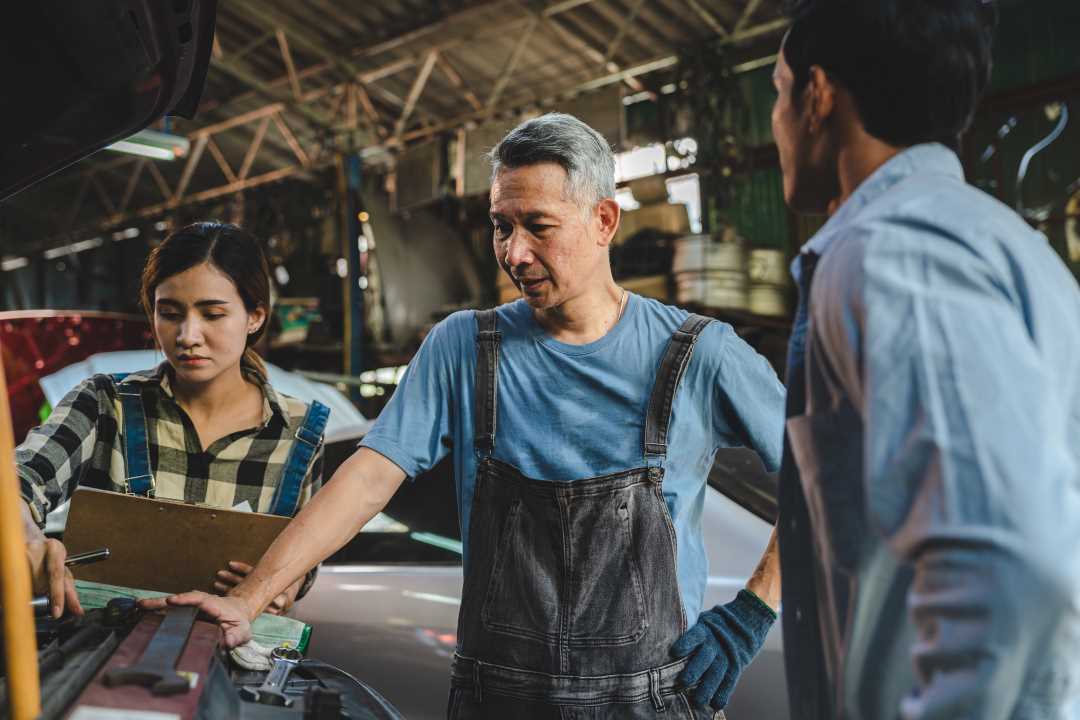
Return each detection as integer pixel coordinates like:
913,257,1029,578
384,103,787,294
66,547,111,567
28,548,113,616
240,644,303,707
103,606,199,696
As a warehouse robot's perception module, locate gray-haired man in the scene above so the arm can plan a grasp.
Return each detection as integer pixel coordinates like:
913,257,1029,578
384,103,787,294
146,113,786,717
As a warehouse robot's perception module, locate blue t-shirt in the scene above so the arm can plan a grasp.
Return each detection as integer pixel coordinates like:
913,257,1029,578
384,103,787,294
361,293,786,620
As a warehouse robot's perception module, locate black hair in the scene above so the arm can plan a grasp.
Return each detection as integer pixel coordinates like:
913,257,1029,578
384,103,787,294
782,0,998,149
140,221,271,378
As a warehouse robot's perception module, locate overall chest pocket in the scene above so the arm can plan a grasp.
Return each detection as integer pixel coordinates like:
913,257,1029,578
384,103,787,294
480,493,649,647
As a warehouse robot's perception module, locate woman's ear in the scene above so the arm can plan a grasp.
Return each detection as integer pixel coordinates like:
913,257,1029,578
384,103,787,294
247,306,268,336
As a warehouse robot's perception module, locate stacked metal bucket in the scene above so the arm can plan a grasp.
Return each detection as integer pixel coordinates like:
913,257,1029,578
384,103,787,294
671,230,790,316
747,248,789,317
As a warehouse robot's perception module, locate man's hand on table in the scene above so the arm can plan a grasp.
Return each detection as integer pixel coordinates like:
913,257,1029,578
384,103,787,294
139,592,256,649
214,560,299,615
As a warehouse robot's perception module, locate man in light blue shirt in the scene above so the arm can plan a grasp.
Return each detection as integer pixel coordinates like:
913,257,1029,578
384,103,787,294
151,113,787,717
771,2,1080,718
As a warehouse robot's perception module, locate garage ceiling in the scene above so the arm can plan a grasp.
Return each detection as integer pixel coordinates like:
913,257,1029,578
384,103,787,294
2,0,787,250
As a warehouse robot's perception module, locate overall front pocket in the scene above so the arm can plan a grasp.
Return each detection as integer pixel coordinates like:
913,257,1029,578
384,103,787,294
480,498,562,642
566,499,648,647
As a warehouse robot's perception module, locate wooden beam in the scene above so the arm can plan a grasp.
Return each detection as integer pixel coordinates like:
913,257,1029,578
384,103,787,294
238,116,271,181
486,18,539,113
602,0,648,66
394,50,439,141
210,56,332,131
272,113,311,168
147,161,173,201
728,17,789,44
104,165,308,228
354,83,386,139
206,137,238,184
686,0,729,37
735,0,766,33
333,86,351,128
276,29,303,100
192,103,284,138
230,0,425,128
229,29,275,62
358,56,417,85
437,55,483,112
544,15,645,93
173,134,208,204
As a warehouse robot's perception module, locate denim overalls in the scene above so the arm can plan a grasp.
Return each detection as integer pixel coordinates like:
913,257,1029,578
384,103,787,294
448,311,721,719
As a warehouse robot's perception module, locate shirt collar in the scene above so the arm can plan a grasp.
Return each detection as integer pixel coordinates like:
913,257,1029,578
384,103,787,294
149,361,288,428
802,142,964,259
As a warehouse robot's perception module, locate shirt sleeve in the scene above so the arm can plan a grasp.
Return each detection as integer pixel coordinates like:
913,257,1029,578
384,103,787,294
359,313,465,479
16,377,104,526
711,324,787,472
850,230,1076,719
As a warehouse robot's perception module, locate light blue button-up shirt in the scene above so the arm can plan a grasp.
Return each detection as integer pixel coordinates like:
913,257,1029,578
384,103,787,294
787,143,1080,719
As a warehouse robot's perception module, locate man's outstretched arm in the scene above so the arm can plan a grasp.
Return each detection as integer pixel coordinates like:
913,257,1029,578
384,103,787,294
142,448,406,647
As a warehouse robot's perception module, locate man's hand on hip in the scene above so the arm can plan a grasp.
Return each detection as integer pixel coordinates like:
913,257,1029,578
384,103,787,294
671,589,777,710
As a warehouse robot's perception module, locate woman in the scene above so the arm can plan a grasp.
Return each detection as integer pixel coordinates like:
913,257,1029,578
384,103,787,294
19,222,328,617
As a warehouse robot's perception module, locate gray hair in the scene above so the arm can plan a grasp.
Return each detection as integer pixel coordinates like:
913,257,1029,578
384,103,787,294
488,113,616,208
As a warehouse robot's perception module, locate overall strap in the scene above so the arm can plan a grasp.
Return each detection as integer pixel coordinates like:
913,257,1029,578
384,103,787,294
643,314,714,459
473,309,501,455
270,400,330,517
111,373,154,497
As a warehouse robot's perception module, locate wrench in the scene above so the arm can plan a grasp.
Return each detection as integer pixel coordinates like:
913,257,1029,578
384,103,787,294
240,645,303,707
104,606,198,696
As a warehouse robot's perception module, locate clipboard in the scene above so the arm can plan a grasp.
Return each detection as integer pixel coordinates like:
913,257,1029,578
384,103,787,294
62,487,292,594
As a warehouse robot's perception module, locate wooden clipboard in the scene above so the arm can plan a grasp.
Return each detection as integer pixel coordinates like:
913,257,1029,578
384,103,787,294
62,487,292,594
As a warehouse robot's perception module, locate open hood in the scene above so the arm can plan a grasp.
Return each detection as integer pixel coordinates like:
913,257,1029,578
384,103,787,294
0,0,217,200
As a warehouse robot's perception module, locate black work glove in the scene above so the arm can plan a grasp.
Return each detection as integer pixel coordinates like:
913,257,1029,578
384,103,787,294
671,589,777,710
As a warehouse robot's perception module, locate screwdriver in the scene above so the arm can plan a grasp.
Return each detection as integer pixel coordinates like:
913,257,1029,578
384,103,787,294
65,548,110,568
30,548,111,615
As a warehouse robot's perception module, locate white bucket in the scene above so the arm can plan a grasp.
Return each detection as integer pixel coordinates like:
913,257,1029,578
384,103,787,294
748,284,789,317
748,249,789,286
672,234,748,274
675,270,749,309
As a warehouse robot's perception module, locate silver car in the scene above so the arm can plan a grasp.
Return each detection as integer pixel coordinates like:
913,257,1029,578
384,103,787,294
38,351,788,718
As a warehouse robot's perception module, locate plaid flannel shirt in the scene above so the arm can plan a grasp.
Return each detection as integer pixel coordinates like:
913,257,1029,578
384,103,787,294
17,363,324,597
